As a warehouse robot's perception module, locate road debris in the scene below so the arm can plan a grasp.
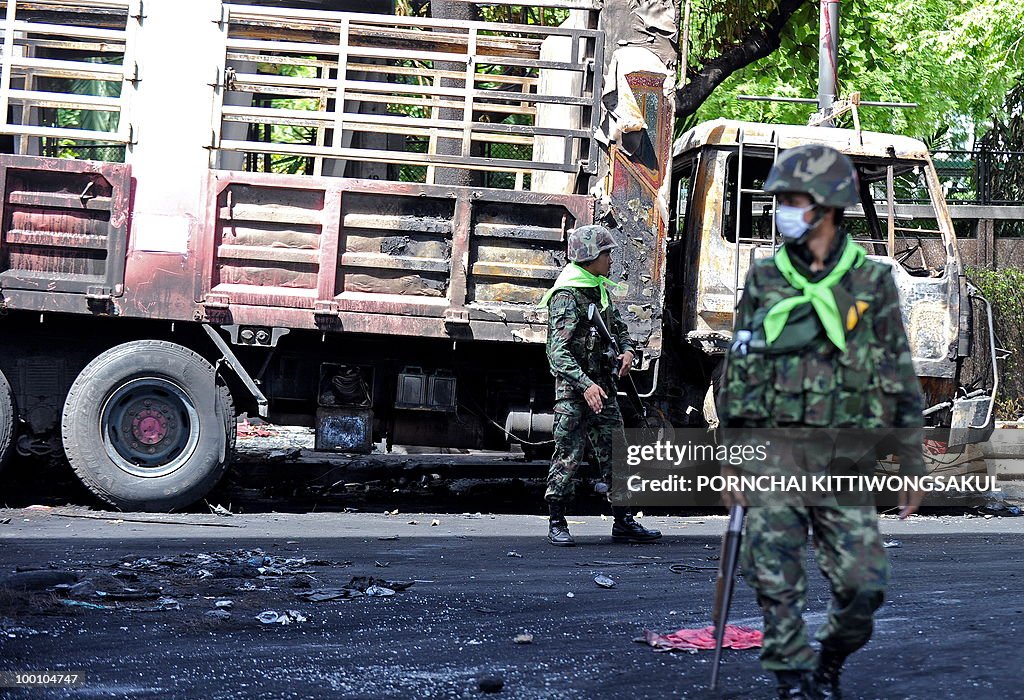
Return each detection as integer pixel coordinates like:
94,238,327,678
295,576,413,602
374,561,390,568
96,589,163,601
594,575,617,589
566,592,575,598
61,599,113,610
66,580,97,598
477,673,504,694
205,609,232,621
365,585,395,597
237,420,275,438
883,540,902,549
49,510,244,528
1,626,45,638
1,517,10,524
978,501,1022,517
669,562,718,573
639,625,763,652
513,633,534,644
506,551,522,558
0,570,78,591
257,610,306,625
208,503,234,517
215,600,234,609
117,549,333,579
431,519,440,526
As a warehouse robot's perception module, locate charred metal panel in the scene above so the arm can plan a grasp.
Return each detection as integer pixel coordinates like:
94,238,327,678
877,258,958,379
213,182,325,304
606,70,674,360
0,155,130,303
198,171,595,342
339,192,454,298
468,201,572,306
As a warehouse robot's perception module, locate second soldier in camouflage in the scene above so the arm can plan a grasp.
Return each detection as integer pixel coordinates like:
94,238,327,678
540,224,662,547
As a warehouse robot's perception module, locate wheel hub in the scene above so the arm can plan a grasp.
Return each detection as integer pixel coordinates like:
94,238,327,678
131,407,170,445
101,378,198,477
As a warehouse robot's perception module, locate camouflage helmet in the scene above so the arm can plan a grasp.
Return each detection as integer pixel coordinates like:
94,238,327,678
567,224,617,263
764,144,860,208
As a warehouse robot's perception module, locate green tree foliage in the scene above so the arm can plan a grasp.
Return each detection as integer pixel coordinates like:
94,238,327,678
968,266,1024,418
690,0,1024,143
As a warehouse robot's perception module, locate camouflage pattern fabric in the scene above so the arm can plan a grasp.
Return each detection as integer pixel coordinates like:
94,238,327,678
547,392,626,501
764,144,860,208
718,231,924,673
567,224,618,263
720,234,924,448
545,285,634,502
740,504,888,671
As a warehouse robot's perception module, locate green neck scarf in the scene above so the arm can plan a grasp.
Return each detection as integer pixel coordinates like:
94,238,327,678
539,263,626,311
763,238,866,352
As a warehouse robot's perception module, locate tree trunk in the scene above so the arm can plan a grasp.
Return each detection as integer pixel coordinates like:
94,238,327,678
676,0,809,119
430,1,479,187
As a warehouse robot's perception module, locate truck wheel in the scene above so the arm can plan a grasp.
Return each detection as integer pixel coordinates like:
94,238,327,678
61,340,236,511
0,368,16,469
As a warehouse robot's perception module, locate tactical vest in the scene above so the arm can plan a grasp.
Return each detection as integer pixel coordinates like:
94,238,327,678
720,260,907,429
547,287,618,390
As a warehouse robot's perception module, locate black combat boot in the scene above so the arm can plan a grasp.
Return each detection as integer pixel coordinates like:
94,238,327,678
813,646,847,700
611,507,662,543
547,502,575,547
775,670,821,700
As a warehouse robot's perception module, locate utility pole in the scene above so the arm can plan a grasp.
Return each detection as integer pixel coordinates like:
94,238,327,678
817,0,840,127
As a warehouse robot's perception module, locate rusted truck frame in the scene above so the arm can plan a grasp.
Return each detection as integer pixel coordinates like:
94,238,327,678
0,0,681,509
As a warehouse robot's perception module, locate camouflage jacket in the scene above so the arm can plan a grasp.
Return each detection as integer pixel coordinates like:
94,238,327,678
546,286,635,399
719,233,925,473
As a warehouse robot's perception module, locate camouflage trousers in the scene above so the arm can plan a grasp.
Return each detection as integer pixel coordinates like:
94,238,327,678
545,394,625,503
741,504,889,671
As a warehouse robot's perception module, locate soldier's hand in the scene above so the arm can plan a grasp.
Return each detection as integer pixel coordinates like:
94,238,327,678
720,465,748,508
617,350,635,378
583,383,607,414
898,486,924,519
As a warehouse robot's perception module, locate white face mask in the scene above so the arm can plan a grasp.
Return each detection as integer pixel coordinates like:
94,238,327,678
775,204,816,241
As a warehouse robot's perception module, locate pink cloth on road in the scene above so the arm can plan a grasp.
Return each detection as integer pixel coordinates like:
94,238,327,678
643,625,763,651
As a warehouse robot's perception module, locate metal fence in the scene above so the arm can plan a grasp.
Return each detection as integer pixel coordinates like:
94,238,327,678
929,149,1024,205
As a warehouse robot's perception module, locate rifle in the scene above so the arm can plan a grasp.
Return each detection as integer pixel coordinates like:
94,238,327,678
586,302,649,428
710,503,747,690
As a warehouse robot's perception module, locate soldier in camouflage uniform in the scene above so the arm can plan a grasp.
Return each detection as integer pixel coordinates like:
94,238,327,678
717,145,925,699
539,224,662,547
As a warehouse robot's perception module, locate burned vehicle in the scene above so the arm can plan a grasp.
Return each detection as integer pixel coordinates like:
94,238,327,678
0,0,680,509
667,119,996,448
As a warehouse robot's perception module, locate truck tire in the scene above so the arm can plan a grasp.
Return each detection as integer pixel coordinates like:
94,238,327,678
61,340,236,511
0,368,15,469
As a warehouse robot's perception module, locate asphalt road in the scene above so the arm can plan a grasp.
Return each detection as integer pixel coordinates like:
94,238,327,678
1,508,1021,700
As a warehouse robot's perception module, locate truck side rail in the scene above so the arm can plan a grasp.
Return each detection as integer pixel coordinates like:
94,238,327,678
211,3,603,189
0,0,140,153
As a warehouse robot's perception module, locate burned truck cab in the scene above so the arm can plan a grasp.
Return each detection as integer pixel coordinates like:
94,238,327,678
668,119,997,447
